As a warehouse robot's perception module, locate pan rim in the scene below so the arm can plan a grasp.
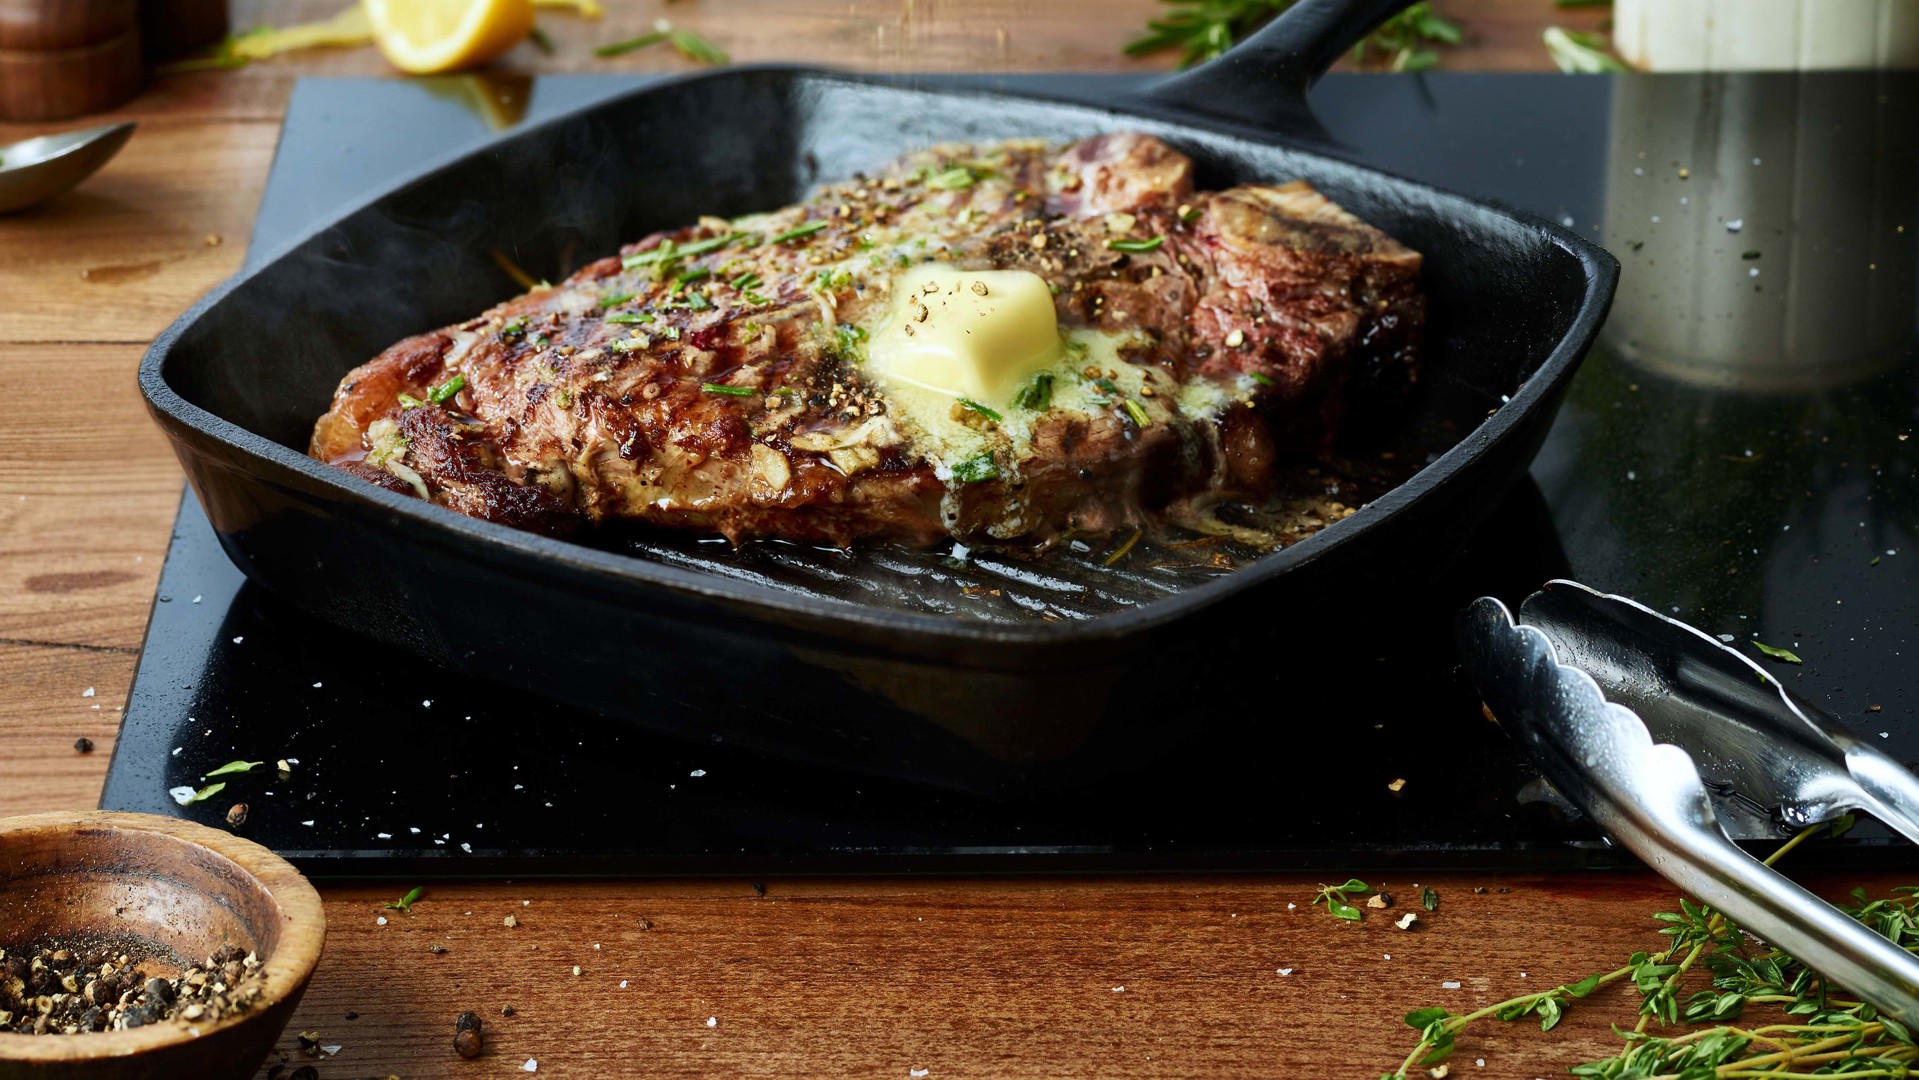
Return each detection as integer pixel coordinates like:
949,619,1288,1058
138,65,1620,651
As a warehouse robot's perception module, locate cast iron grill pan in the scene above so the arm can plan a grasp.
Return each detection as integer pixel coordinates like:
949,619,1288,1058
139,0,1618,788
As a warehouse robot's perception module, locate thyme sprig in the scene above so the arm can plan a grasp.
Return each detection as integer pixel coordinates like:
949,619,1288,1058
1314,878,1372,922
1385,825,1919,1079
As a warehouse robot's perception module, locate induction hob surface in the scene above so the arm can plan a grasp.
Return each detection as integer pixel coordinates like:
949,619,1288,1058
102,72,1919,875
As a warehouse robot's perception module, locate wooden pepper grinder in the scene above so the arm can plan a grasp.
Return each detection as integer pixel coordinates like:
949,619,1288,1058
0,0,227,122
0,0,145,120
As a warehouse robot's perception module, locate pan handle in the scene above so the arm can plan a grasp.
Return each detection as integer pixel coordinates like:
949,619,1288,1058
1126,0,1419,135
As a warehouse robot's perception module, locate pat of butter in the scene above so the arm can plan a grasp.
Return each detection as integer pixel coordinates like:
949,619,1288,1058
868,266,1059,404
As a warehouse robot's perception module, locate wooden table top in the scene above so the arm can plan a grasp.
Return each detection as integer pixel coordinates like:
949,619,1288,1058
0,2,1896,1077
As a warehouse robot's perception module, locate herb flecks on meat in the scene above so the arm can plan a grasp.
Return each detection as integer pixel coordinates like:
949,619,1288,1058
311,133,1423,547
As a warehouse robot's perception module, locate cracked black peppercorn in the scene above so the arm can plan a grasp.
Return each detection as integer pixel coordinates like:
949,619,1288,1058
454,1011,484,1058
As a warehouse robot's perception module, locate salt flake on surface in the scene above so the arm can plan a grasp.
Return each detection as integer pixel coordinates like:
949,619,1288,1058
1111,986,1125,992
706,1017,718,1028
1277,967,1294,976
619,980,628,989
82,687,95,698
523,1060,538,1073
377,832,392,839
232,636,244,644
322,1045,341,1055
168,786,197,806
301,820,315,827
461,842,473,853
1442,981,1462,989
690,769,707,778
1726,218,1744,232
911,1071,931,1078
376,916,387,925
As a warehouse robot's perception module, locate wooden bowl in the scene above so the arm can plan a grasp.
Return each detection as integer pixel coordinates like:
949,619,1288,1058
0,811,325,1080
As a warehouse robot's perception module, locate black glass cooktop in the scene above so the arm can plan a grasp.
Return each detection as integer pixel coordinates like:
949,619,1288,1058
102,72,1919,875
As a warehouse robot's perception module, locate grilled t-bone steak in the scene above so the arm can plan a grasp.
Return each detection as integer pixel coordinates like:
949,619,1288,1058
311,133,1423,546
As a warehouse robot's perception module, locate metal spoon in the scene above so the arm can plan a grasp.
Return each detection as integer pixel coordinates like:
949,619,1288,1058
0,121,136,214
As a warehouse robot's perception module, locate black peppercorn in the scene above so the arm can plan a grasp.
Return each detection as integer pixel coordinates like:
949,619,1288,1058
454,1011,484,1059
73,737,94,753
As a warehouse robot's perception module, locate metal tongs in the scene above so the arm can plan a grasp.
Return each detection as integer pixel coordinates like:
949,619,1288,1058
1458,580,1919,1022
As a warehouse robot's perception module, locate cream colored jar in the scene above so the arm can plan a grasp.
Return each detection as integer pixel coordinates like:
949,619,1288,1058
1613,0,1919,70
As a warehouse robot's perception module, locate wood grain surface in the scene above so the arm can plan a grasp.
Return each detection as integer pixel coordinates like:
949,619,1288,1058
0,3,1870,1079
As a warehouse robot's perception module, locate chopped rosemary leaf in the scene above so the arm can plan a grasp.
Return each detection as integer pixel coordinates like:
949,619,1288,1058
766,220,828,245
605,312,652,324
1106,236,1164,253
661,326,682,341
743,291,773,306
675,267,711,286
202,759,264,779
666,27,729,65
1012,372,1054,411
1752,640,1803,664
958,398,1002,423
731,272,763,290
593,29,667,57
622,232,735,269
1121,399,1152,427
397,392,426,409
1248,371,1276,387
924,166,978,190
599,291,635,307
686,291,713,311
702,382,756,396
951,453,999,484
501,316,527,337
427,374,465,403
385,886,425,913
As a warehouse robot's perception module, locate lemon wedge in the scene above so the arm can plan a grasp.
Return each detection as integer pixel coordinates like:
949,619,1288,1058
364,0,534,75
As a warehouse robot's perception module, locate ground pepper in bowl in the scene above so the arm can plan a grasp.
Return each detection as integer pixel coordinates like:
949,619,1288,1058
0,941,267,1036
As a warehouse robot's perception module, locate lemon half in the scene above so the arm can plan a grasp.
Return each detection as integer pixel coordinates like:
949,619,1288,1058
365,0,534,75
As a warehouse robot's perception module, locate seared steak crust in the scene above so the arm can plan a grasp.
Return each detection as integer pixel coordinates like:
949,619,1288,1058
311,133,1423,546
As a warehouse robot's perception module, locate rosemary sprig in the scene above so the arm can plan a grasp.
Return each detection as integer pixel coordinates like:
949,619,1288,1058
1384,825,1919,1079
595,21,728,64
1126,0,1460,72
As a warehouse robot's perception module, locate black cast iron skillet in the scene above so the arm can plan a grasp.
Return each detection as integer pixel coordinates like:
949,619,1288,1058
139,0,1617,793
